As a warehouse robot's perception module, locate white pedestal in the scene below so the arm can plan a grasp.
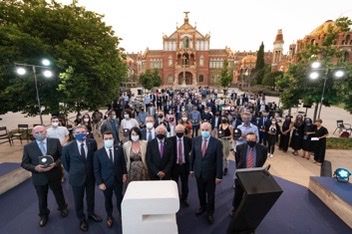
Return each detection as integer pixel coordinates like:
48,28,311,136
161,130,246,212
121,180,180,234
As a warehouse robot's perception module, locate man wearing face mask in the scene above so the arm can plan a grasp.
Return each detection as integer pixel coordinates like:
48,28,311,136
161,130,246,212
47,116,70,146
141,115,156,141
101,111,120,146
170,124,192,207
21,125,68,227
62,125,102,232
146,125,174,180
94,131,128,228
231,132,268,216
190,122,223,224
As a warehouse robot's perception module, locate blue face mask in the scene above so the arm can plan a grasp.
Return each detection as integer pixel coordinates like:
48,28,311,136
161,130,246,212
75,133,87,142
34,133,46,142
104,139,114,148
201,131,210,139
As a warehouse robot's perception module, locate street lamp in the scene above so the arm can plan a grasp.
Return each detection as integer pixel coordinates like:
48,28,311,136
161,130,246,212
15,59,53,125
308,61,346,119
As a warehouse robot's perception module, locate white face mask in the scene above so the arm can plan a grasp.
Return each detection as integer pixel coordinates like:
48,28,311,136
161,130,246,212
52,122,59,127
84,118,89,122
104,139,114,148
146,122,154,129
131,135,140,142
182,117,188,121
124,114,129,119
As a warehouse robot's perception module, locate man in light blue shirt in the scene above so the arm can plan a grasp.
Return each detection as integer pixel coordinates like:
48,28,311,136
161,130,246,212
235,112,259,147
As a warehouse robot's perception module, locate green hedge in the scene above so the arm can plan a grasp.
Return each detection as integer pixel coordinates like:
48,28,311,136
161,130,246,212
326,137,352,150
240,85,280,97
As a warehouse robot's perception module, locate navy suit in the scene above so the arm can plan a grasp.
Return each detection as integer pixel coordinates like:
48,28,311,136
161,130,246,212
62,139,97,220
94,146,127,216
146,138,174,180
257,116,271,146
21,138,67,217
170,136,192,201
191,136,223,215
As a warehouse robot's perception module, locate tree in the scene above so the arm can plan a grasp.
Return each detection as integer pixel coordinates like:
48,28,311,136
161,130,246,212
139,69,161,90
262,66,282,88
253,42,266,84
219,60,233,88
0,0,127,115
277,17,352,119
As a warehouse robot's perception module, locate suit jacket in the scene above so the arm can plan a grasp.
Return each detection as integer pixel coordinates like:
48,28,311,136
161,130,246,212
21,138,63,186
169,136,192,173
235,143,268,169
93,146,127,188
146,138,174,178
62,139,97,186
123,140,148,171
191,136,223,180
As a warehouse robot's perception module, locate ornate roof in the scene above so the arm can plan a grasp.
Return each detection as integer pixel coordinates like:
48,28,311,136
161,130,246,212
309,20,337,37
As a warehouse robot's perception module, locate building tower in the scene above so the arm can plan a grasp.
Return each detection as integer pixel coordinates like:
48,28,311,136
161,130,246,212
272,29,284,68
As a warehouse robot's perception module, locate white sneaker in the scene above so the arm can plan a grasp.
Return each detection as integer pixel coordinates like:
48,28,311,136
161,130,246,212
269,154,274,158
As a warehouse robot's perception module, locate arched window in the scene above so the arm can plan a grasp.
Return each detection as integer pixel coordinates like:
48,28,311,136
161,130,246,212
168,56,173,66
199,75,204,83
183,37,189,48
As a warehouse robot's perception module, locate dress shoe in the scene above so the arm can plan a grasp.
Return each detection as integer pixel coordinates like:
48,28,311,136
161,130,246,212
195,208,206,216
60,208,69,218
88,213,103,222
39,216,48,227
106,217,113,228
80,219,88,232
207,214,214,224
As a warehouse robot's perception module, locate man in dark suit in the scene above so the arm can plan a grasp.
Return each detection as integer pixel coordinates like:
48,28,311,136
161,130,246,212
191,122,223,224
170,124,192,207
257,111,271,146
21,125,68,227
94,131,128,228
231,132,268,216
62,125,102,232
146,125,174,180
141,115,156,141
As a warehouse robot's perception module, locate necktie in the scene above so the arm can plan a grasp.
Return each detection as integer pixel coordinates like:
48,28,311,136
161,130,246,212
159,141,164,158
201,139,207,157
177,138,183,164
148,130,152,141
39,142,46,155
247,148,255,168
80,143,86,159
109,149,114,163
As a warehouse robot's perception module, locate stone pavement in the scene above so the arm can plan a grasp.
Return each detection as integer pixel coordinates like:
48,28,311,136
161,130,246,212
1,139,351,188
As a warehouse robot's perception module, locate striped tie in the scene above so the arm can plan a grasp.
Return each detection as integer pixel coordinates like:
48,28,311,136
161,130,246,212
247,148,255,168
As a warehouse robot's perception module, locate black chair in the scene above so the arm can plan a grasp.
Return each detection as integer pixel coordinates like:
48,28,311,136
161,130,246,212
0,126,12,145
11,124,30,144
333,120,352,135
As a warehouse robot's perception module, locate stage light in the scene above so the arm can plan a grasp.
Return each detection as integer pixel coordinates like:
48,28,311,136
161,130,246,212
333,168,351,183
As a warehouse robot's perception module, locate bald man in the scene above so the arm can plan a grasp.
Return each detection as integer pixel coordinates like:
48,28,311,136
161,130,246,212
146,125,174,180
21,125,68,227
170,124,192,207
191,122,223,224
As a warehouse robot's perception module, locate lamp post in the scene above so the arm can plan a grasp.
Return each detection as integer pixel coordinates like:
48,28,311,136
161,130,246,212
309,61,345,119
15,59,53,125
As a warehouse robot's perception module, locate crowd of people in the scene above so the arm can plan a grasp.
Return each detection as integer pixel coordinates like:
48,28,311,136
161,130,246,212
21,87,329,231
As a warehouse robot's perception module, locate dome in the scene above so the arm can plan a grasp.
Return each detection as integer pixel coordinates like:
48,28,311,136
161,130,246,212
309,20,337,37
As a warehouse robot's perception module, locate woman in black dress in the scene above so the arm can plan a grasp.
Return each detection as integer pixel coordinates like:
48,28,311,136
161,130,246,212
302,118,316,160
313,119,329,164
290,115,304,156
279,115,292,152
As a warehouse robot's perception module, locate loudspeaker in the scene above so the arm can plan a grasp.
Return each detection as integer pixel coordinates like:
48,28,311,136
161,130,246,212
227,168,283,234
320,160,332,177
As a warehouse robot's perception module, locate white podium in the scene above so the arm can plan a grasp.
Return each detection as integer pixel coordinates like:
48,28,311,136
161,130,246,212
121,180,180,234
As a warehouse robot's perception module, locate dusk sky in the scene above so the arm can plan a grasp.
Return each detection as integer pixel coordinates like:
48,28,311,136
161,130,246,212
57,0,352,53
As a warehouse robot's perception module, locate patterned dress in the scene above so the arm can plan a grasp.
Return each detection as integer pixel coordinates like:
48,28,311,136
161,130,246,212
128,149,147,182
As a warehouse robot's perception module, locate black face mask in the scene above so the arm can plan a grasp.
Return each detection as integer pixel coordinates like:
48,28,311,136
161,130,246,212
247,141,256,148
176,133,184,138
156,134,165,140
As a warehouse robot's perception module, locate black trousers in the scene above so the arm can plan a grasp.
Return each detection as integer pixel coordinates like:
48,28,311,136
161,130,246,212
171,164,189,201
259,131,267,146
34,180,67,217
196,176,215,215
71,179,95,220
192,125,200,137
232,179,243,212
102,182,123,218
267,134,276,154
